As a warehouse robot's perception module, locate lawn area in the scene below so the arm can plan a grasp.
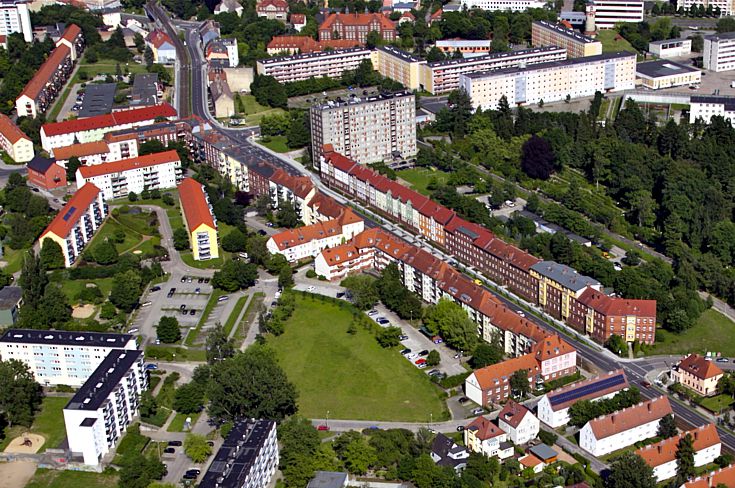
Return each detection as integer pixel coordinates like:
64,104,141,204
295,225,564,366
0,396,70,452
145,345,207,362
167,411,201,432
25,469,118,488
700,394,734,414
54,276,115,304
234,292,264,346
223,295,250,337
651,309,735,356
185,289,227,346
269,295,447,422
91,208,160,255
1,245,27,274
596,30,636,53
397,168,449,196
181,251,226,269
238,95,286,126
259,135,290,153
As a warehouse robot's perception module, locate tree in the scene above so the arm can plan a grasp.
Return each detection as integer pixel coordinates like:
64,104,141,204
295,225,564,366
365,30,382,49
66,156,81,181
19,251,47,310
157,316,181,343
109,269,142,312
184,433,212,463
470,342,503,368
341,275,379,310
138,140,166,155
605,334,627,356
173,382,204,414
128,191,138,202
206,323,235,364
39,239,64,269
376,326,402,348
278,264,294,289
221,228,248,252
510,369,530,399
605,452,656,488
212,261,258,292
675,433,696,485
208,345,297,421
341,437,378,474
276,201,300,228
521,135,556,180
173,227,189,251
0,359,43,427
657,414,677,439
426,350,440,367
93,239,119,265
422,298,477,352
118,452,166,488
144,46,154,67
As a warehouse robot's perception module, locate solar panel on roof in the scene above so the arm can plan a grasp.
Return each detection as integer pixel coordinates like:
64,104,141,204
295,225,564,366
62,206,77,221
548,373,625,407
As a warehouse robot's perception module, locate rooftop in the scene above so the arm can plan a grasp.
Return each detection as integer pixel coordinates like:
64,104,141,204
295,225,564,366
675,354,724,380
463,51,635,79
533,20,598,44
691,95,735,111
41,103,177,137
319,12,396,31
259,47,371,65
545,370,628,412
471,353,540,390
376,44,424,63
529,444,558,461
587,396,672,440
577,288,657,317
178,177,216,231
427,45,566,68
530,261,600,292
704,31,735,41
636,424,720,469
0,328,133,347
0,113,30,144
684,464,735,488
27,155,57,174
307,471,349,488
636,59,700,79
41,183,103,239
0,286,22,309
77,150,180,178
18,44,71,101
498,400,532,429
465,415,505,440
65,349,142,411
52,140,110,160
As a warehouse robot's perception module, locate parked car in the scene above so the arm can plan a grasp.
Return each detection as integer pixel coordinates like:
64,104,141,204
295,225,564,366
187,469,201,476
400,348,412,356
217,295,229,302
145,363,158,370
180,276,187,283
163,447,175,454
190,309,196,316
458,397,469,404
417,363,427,369
317,425,330,431
180,304,187,310
717,358,730,363
168,288,176,297
150,286,161,292
471,408,484,415
415,358,427,365
368,310,379,316
141,301,152,307
432,336,443,344
168,441,182,446
258,229,267,236
377,319,390,325
195,288,201,294
399,335,409,341
198,278,204,283
456,426,465,432
418,350,429,357
307,285,316,292
128,328,139,334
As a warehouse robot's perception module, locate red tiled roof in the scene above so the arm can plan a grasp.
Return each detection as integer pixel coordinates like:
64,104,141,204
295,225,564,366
577,287,656,318
401,11,415,19
270,169,314,199
471,353,539,390
430,8,443,20
18,44,71,101
268,35,318,52
676,354,724,380
290,13,306,24
520,454,543,468
465,415,505,440
78,150,180,178
533,335,575,363
41,103,177,137
257,0,288,10
587,396,672,440
52,140,109,160
59,24,82,44
178,177,215,231
0,114,30,144
270,219,342,251
308,192,346,220
319,13,395,31
498,400,531,429
146,29,173,49
42,183,101,239
636,424,720,469
684,464,735,488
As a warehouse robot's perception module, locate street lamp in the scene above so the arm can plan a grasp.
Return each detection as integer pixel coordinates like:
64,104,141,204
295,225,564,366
326,410,329,429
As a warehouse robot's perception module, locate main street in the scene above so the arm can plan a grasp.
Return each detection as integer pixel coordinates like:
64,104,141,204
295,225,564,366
147,1,735,456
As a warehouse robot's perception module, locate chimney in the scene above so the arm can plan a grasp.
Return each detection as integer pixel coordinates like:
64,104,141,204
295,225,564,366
611,415,616,424
657,445,662,454
647,402,652,412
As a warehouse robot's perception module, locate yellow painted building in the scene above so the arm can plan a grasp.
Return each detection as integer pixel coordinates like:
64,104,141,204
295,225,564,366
178,177,219,261
373,46,425,91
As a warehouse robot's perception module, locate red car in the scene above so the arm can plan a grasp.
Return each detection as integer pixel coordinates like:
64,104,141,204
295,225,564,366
317,425,330,431
415,358,427,365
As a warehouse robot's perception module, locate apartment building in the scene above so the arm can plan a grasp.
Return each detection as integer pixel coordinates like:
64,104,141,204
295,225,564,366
39,183,108,267
636,424,721,482
52,141,113,168
679,0,734,17
256,48,374,83
0,113,33,162
568,287,657,344
579,396,673,457
256,0,288,20
684,464,735,488
690,95,735,124
310,91,416,165
460,52,637,110
200,419,279,488
178,177,218,261
588,0,644,29
649,38,692,58
373,45,425,91
266,35,360,55
531,21,602,58
55,23,84,61
497,401,539,445
459,0,546,10
27,155,66,190
0,328,136,387
536,370,629,428
530,261,602,321
318,13,396,44
636,60,702,89
63,349,147,465
0,0,31,42
671,354,725,397
435,39,492,56
145,29,176,64
704,32,735,72
76,150,182,200
464,416,514,459
465,354,542,406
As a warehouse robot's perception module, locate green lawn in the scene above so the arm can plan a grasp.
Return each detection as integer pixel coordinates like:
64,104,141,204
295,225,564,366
92,217,145,254
234,292,265,346
181,251,226,269
145,345,207,362
651,309,735,356
700,394,734,414
167,411,201,432
596,30,636,53
238,95,287,126
53,275,115,304
259,135,290,153
185,289,227,346
269,295,447,422
1,245,28,274
397,168,449,196
25,469,118,488
0,396,70,452
223,295,250,337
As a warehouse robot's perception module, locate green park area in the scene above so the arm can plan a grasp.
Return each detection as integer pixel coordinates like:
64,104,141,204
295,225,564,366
397,168,449,196
25,469,118,488
652,309,735,356
0,396,69,452
700,394,734,414
236,95,286,126
596,30,636,53
269,295,447,422
259,135,290,153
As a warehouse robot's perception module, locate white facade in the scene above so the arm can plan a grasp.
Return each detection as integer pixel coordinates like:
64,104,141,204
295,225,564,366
589,0,644,29
267,219,364,263
465,373,484,407
537,385,623,428
651,443,721,482
0,329,136,387
649,39,692,59
460,52,636,110
704,33,735,72
459,0,547,11
76,155,182,201
538,350,576,379
223,38,239,67
690,95,735,124
679,0,734,17
580,417,664,457
498,410,540,445
256,48,374,83
64,350,147,465
0,0,32,42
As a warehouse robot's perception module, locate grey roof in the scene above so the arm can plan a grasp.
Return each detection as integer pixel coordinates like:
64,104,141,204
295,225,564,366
79,83,117,117
704,31,735,41
65,349,142,411
529,261,600,291
311,90,414,111
636,60,700,79
131,73,159,107
307,471,348,488
27,155,56,174
258,47,371,65
0,329,134,347
533,20,598,44
529,443,558,461
427,45,565,68
649,37,690,46
0,286,22,309
691,95,735,111
376,45,424,63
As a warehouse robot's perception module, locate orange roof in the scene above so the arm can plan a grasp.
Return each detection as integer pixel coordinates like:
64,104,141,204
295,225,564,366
520,454,543,468
42,183,101,239
257,0,288,10
676,354,724,381
53,140,109,160
41,103,177,137
534,335,574,363
270,169,314,199
465,416,505,440
59,24,82,44
636,424,720,469
18,44,71,101
267,36,361,53
178,177,215,231
587,396,672,440
0,114,30,144
498,400,532,429
684,464,735,488
560,20,574,29
319,13,395,31
78,150,180,178
577,287,656,318
290,13,306,24
270,219,342,251
146,29,173,49
337,207,362,226
471,353,540,390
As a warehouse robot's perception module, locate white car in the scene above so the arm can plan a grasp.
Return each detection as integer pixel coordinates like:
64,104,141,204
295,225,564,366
406,353,418,361
505,200,516,207
307,286,315,292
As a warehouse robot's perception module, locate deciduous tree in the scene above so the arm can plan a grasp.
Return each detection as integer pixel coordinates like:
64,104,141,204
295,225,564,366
184,433,212,463
0,359,42,427
157,316,181,343
605,452,656,488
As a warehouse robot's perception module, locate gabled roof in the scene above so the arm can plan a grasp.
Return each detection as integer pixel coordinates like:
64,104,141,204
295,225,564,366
520,454,543,468
290,13,306,24
684,464,735,488
257,0,288,10
319,13,395,31
41,103,177,137
545,370,628,412
533,335,574,363
465,415,505,440
52,140,109,160
0,114,30,144
18,44,71,101
27,155,57,174
270,219,342,251
586,396,672,440
498,400,532,429
636,424,720,469
577,287,657,318
676,354,724,380
470,353,540,390
178,177,215,231
78,150,180,178
58,24,82,44
530,261,600,292
146,29,174,49
270,169,314,199
42,183,101,239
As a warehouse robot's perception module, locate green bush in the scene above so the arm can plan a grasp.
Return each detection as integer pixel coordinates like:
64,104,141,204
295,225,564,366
437,372,471,389
305,269,317,278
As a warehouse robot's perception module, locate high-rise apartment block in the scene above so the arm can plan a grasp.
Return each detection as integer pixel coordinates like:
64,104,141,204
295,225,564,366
310,91,416,165
0,0,31,42
704,32,735,72
588,0,644,29
531,21,602,58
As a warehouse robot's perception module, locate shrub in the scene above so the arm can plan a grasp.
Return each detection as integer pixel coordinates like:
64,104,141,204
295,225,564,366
305,269,317,278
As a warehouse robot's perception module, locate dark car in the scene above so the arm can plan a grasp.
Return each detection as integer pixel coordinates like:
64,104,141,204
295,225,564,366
180,304,187,310
198,277,204,283
458,397,469,404
180,276,187,283
189,309,196,316
258,229,267,236
168,440,183,446
418,350,429,357
456,425,465,432
151,286,161,292
168,288,176,297
183,473,197,480
163,447,175,454
400,348,411,355
186,469,201,476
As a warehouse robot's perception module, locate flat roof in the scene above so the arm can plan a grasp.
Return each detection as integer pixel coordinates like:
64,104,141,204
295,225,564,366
704,31,735,41
427,46,565,68
463,51,634,79
376,45,423,63
636,60,700,78
0,329,134,347
649,37,691,46
78,83,117,118
200,419,276,488
311,90,413,111
691,95,735,111
533,21,598,44
258,47,371,65
65,349,142,411
131,73,159,107
307,471,349,488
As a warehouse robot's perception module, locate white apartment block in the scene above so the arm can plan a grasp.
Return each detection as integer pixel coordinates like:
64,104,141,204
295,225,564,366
689,95,735,124
704,32,735,72
39,183,108,267
459,0,547,11
649,38,692,58
531,21,602,58
636,424,721,482
588,0,644,29
256,48,374,83
222,38,239,67
579,396,673,457
267,211,364,262
310,91,417,165
0,329,136,387
199,419,279,488
679,0,734,16
76,150,182,201
0,0,31,42
0,113,33,163
460,52,636,110
64,349,147,465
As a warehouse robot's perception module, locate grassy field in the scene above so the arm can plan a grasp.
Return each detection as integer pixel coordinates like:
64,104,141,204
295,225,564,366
167,411,201,432
269,295,447,422
651,310,735,356
700,394,734,414
0,396,70,452
235,292,265,346
1,245,27,273
596,30,636,53
25,469,118,488
397,168,449,196
259,135,290,153
92,208,160,255
238,95,287,126
223,295,250,337
56,276,115,304
145,345,207,362
181,251,226,269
